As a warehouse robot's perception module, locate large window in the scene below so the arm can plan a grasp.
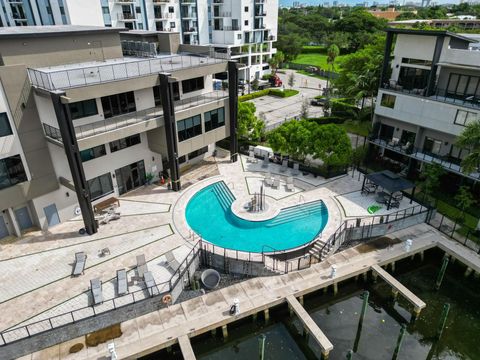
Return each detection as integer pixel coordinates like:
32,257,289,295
398,67,430,91
446,73,480,101
188,146,208,160
177,115,202,141
182,77,204,94
69,99,98,120
101,91,136,119
80,145,106,162
88,173,113,201
0,113,13,137
204,107,225,132
109,134,141,153
153,86,162,107
0,155,27,190
380,94,396,109
455,110,478,127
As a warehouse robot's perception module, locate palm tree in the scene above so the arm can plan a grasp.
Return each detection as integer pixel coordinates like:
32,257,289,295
456,120,480,174
326,44,339,92
268,51,285,76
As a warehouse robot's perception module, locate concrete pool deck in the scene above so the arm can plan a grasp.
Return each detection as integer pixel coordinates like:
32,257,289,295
21,223,480,360
0,150,425,352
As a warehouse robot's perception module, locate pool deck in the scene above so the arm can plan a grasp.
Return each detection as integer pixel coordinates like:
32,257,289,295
22,223,480,360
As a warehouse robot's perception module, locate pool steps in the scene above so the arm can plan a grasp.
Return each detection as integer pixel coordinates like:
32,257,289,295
211,182,235,211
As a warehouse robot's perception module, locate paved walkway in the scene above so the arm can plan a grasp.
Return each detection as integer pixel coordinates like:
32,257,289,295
25,223,480,360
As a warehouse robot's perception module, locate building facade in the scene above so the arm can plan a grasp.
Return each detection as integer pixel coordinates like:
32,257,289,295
371,28,480,186
0,25,237,239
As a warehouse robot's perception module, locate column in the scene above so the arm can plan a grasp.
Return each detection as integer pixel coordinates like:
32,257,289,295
228,61,239,163
379,30,394,88
159,73,181,191
426,35,445,97
51,93,97,235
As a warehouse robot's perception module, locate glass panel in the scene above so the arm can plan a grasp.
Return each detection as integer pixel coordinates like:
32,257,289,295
455,110,467,126
119,93,128,113
0,113,13,137
101,97,112,118
110,95,120,116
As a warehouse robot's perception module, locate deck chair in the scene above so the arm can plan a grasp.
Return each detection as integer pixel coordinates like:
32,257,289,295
286,177,295,192
272,177,280,189
116,269,128,296
280,159,288,173
261,157,269,168
90,278,103,305
292,163,300,176
72,252,87,276
144,271,158,297
165,252,181,274
265,172,274,186
136,254,148,279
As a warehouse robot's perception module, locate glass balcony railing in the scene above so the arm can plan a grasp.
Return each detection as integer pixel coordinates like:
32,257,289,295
43,90,229,141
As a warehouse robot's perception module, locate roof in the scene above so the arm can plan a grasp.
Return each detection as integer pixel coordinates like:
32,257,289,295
366,170,414,193
385,27,478,43
0,25,125,39
120,30,180,36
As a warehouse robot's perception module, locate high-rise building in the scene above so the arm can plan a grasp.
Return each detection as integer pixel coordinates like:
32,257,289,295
0,0,278,81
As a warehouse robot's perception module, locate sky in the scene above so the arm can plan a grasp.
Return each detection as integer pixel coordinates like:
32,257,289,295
279,0,462,6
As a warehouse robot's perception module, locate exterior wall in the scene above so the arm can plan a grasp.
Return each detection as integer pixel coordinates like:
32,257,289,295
64,0,105,26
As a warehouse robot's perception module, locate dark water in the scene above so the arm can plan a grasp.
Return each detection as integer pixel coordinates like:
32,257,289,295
140,251,480,360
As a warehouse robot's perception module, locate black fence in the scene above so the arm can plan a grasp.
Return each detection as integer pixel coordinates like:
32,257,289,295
285,62,339,80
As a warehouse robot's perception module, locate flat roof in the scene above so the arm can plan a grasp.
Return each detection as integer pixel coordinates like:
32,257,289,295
366,170,414,193
120,30,180,36
385,27,477,43
0,25,125,39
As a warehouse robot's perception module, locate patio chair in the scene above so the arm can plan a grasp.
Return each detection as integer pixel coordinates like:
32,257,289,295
261,157,269,168
164,252,181,274
116,269,128,296
72,252,87,277
90,278,103,305
292,163,300,176
248,151,257,163
136,254,148,279
265,172,274,186
361,183,377,196
286,177,295,192
144,271,158,297
280,159,288,173
393,192,403,202
272,177,280,189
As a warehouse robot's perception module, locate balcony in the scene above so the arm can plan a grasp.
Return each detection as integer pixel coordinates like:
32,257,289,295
183,27,198,33
117,13,138,21
42,90,229,142
213,0,224,3
113,0,135,3
255,11,267,17
213,11,232,17
370,137,480,180
28,55,225,91
153,0,170,3
180,13,197,19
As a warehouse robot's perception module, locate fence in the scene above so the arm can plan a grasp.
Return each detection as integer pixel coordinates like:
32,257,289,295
285,62,339,80
0,242,202,352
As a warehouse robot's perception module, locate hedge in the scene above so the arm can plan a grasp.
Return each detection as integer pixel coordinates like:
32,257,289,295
269,89,299,98
307,116,345,125
239,88,299,102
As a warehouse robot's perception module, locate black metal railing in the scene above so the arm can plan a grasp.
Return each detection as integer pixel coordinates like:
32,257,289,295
0,242,202,346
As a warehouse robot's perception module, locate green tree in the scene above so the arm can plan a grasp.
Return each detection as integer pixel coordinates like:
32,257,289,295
419,163,444,204
268,51,285,75
268,120,312,161
456,120,480,174
308,124,352,167
326,44,339,91
300,98,309,119
238,102,264,142
277,33,304,62
288,72,295,88
454,186,475,223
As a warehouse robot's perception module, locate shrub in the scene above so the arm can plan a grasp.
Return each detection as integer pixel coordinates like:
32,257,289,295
269,89,299,98
330,98,359,118
239,89,270,102
307,116,345,125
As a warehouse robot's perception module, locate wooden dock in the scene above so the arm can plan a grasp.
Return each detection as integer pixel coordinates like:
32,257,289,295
371,264,426,313
286,295,333,358
178,335,196,360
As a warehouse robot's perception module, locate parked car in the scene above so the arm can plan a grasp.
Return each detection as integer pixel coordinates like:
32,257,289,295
310,97,328,106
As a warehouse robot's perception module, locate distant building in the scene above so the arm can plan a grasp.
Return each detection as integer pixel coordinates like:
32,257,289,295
369,7,414,21
389,18,480,30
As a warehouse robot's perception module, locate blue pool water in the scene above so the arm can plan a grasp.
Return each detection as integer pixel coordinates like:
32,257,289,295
185,181,329,253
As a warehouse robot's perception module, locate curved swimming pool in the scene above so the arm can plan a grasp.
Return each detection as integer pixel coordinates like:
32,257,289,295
185,181,328,253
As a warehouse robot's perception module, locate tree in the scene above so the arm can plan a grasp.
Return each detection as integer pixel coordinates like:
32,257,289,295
276,33,304,62
267,120,312,161
456,120,480,174
268,51,285,75
300,98,309,119
326,44,339,91
419,163,444,204
238,102,264,142
308,124,352,168
288,72,295,88
454,186,475,223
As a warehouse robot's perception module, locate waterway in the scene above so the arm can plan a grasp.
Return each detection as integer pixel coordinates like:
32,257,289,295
140,249,480,360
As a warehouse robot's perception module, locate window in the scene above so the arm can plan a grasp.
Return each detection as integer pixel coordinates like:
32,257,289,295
380,94,396,109
101,91,136,119
88,173,113,201
0,155,27,190
102,6,109,15
244,6,249,11
188,146,208,160
0,113,13,137
455,110,478,126
177,115,202,141
204,107,225,132
178,155,186,164
237,34,242,40
423,137,442,155
169,6,174,13
69,99,98,120
135,6,141,13
109,134,141,152
138,23,143,30
401,58,432,67
170,22,175,28
153,86,162,107
80,145,106,162
398,67,429,91
446,73,480,102
182,77,204,94
244,20,248,26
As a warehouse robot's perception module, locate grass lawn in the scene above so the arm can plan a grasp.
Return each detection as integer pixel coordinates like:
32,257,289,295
292,52,346,71
297,69,328,81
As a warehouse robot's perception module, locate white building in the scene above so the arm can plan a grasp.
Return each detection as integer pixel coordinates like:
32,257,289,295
371,28,480,184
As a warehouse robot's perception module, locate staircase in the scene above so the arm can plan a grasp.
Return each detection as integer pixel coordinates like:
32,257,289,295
211,181,235,211
267,200,327,227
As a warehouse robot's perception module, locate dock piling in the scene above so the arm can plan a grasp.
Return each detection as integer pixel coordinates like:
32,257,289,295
436,303,450,340
258,334,266,360
464,267,473,278
346,349,353,359
264,308,270,323
392,324,407,360
435,256,450,290
222,325,228,339
353,291,369,352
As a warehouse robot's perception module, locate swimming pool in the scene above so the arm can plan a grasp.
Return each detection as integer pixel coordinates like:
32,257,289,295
185,181,328,253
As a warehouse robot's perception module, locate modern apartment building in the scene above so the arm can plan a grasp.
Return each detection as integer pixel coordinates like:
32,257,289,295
371,28,480,185
1,0,278,81
0,25,238,239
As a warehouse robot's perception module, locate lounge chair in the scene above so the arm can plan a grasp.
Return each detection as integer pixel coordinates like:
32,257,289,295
361,183,377,196
165,252,181,274
292,163,300,176
265,172,274,186
286,177,295,191
90,278,103,305
280,159,288,173
136,254,148,279
248,151,258,163
144,271,158,297
116,269,128,296
261,157,269,168
72,252,87,276
272,178,280,189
